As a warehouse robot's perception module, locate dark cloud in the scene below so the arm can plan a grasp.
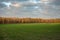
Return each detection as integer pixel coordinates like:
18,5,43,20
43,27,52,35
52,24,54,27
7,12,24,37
50,0,60,6
0,0,60,18
0,3,6,8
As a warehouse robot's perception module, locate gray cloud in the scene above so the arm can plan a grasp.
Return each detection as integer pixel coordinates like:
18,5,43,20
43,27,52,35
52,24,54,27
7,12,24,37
0,3,6,8
0,0,60,18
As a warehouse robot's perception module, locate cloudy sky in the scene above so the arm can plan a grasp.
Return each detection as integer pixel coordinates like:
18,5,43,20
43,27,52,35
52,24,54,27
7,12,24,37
0,0,60,18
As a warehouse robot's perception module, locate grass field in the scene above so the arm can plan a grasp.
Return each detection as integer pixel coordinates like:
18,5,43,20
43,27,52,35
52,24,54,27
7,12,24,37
0,23,60,40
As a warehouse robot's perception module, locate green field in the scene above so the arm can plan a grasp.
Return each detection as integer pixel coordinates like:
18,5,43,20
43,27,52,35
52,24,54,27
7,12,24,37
0,23,60,40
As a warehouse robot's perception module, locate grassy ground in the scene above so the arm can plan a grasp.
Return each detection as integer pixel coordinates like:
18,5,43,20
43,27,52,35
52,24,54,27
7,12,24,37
0,23,60,40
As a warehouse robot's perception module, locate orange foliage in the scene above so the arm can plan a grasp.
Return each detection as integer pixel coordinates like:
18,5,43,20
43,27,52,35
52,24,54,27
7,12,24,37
0,17,60,24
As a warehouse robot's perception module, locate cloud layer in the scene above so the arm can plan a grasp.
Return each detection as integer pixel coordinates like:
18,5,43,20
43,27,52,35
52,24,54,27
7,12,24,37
0,0,60,18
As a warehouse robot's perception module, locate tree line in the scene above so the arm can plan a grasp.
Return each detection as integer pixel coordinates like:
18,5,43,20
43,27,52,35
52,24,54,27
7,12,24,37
0,17,60,24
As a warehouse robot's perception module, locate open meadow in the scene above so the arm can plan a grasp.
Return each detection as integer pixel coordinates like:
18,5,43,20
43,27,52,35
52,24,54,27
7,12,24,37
0,23,60,40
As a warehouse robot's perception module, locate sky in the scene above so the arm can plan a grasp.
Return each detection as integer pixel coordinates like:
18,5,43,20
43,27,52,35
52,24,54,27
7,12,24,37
0,0,60,19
